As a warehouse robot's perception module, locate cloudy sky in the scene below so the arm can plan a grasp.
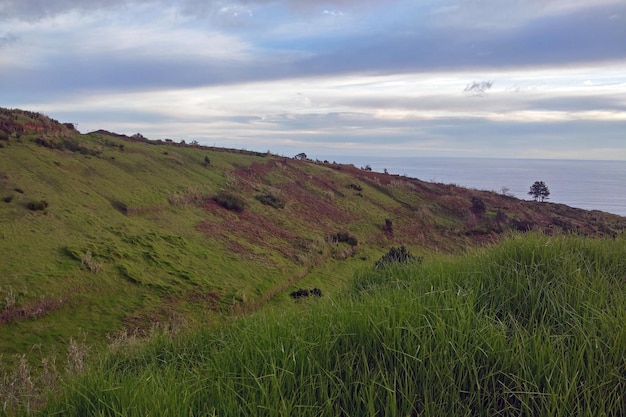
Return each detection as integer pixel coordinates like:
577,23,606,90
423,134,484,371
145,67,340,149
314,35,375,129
1,0,625,160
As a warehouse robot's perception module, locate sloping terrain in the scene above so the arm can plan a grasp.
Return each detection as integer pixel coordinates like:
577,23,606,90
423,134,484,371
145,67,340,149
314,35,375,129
1,108,625,361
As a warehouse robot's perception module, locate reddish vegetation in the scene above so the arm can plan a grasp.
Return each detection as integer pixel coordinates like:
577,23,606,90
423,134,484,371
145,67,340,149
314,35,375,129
196,154,626,268
0,296,69,325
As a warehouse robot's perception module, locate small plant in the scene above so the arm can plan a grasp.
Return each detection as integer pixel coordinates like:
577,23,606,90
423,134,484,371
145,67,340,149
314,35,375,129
81,250,103,274
375,245,422,268
514,219,535,232
289,288,323,300
3,195,13,203
471,196,486,217
501,186,515,197
495,209,508,225
0,355,34,414
111,200,129,214
215,192,245,212
13,187,24,194
3,288,16,311
330,231,358,247
348,183,363,191
203,156,211,167
255,193,285,209
27,200,48,211
382,218,393,235
66,338,88,375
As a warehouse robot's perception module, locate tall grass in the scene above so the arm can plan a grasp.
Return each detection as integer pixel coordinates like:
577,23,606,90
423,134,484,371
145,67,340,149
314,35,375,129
36,233,626,416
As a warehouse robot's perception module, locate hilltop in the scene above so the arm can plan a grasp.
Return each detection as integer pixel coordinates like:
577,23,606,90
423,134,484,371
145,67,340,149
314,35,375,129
1,107,625,361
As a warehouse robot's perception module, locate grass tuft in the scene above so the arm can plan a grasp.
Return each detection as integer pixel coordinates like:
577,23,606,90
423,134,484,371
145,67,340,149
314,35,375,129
80,251,103,274
26,200,48,211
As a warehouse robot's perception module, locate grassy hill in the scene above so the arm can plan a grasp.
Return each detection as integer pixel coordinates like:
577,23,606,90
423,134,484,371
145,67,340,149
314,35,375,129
11,234,626,416
1,108,625,415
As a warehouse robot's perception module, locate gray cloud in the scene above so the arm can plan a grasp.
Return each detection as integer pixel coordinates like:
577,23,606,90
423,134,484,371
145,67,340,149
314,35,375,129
2,0,625,160
314,6,623,75
0,0,152,20
0,0,380,21
0,32,18,46
530,96,626,113
464,81,493,96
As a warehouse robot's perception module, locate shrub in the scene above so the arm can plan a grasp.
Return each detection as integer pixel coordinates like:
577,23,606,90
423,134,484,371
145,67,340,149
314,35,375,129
514,219,535,232
3,195,13,203
35,137,102,156
27,200,48,211
255,193,285,209
382,218,393,235
471,197,486,217
35,137,62,149
111,200,129,214
289,288,323,300
375,245,422,268
330,231,358,247
81,250,103,274
495,209,508,224
215,192,245,212
348,183,363,191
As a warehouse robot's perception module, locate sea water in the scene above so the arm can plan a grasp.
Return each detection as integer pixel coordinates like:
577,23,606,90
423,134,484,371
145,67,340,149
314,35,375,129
323,157,626,217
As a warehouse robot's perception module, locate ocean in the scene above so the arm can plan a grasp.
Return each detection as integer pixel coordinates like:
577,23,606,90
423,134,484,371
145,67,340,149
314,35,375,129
322,157,626,217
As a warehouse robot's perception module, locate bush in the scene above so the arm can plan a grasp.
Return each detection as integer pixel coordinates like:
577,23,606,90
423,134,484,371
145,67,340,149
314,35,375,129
3,195,13,203
111,200,129,214
289,288,323,300
382,218,393,235
34,136,102,156
330,231,358,247
375,245,422,268
514,219,535,232
255,193,285,209
215,192,245,212
27,200,48,211
35,137,62,149
471,197,486,217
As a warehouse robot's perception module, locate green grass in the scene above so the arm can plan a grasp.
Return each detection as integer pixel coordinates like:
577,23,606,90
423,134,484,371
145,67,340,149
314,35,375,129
28,233,626,417
3,109,626,415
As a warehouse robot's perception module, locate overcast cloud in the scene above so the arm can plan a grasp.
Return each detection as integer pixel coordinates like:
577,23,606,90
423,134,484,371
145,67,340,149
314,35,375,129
1,0,625,159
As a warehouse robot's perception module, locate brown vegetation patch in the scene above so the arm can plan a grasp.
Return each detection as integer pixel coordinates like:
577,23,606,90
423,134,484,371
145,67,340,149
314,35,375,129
197,208,304,260
0,296,69,325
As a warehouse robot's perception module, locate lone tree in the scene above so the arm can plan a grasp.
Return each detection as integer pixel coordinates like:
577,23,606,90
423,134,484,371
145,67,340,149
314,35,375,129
528,181,550,202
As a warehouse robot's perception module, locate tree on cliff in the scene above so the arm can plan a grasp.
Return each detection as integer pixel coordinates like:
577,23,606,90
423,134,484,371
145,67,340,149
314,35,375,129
528,181,550,202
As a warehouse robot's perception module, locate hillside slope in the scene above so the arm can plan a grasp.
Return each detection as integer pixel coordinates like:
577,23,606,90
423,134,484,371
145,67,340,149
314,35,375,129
1,107,625,359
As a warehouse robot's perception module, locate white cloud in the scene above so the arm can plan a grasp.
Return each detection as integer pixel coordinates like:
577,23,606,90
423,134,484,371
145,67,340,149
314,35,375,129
23,63,625,152
3,0,626,160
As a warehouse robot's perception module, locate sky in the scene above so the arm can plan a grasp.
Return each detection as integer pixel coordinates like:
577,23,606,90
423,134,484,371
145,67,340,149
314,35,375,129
1,0,625,160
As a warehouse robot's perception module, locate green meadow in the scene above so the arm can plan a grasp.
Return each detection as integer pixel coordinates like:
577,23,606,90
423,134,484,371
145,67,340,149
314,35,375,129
1,109,625,415
24,234,626,417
